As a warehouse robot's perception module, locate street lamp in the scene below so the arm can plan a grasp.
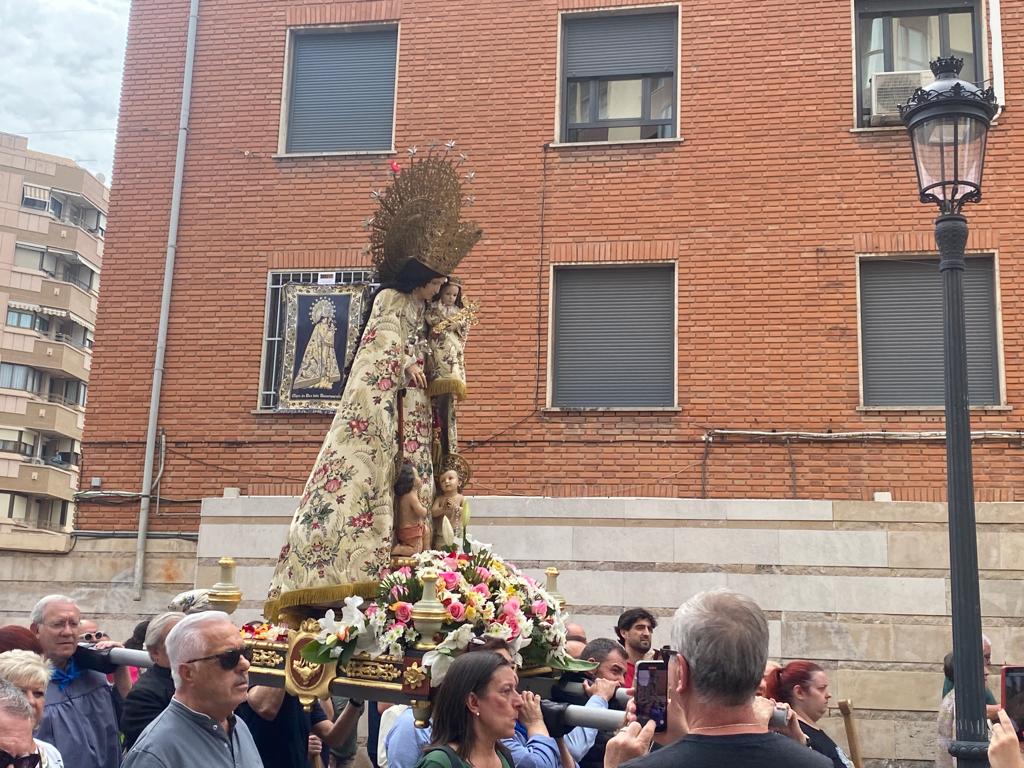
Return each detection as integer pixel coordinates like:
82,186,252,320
900,57,997,768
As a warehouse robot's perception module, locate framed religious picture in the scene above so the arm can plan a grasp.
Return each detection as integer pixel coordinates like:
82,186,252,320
278,283,371,411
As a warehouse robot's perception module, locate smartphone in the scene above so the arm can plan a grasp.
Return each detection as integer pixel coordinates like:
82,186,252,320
634,658,669,733
1001,666,1024,741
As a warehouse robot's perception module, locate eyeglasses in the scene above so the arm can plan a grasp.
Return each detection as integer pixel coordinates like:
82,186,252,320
186,646,253,670
0,750,41,768
81,631,108,642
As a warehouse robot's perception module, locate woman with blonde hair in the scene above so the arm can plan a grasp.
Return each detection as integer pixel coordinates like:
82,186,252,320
0,649,64,767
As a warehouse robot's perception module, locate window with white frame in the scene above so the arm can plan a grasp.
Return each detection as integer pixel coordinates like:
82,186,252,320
21,185,49,211
551,264,675,408
258,269,374,410
282,25,398,154
856,0,982,127
560,8,678,143
859,255,999,406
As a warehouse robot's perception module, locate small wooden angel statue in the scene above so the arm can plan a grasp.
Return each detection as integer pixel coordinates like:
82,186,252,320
431,453,471,550
393,461,430,556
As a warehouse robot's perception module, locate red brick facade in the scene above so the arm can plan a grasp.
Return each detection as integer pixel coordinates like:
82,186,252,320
80,0,1024,531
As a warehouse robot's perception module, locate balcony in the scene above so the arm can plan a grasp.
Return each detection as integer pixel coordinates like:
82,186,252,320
36,219,101,267
3,340,90,383
39,279,97,323
2,399,83,441
5,461,77,502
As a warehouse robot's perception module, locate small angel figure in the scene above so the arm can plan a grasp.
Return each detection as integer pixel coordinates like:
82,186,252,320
393,462,430,556
425,278,478,402
431,454,471,550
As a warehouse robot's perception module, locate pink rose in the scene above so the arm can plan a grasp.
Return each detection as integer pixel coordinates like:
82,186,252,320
502,598,521,617
472,583,490,597
379,378,394,391
440,571,460,590
475,567,491,581
532,600,548,618
504,616,520,637
366,603,378,616
394,602,413,623
441,556,460,571
447,601,466,621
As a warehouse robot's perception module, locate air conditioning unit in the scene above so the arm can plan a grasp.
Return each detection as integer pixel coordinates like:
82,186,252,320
870,70,933,125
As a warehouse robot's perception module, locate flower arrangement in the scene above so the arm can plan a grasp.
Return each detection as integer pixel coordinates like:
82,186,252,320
240,620,290,643
301,540,587,683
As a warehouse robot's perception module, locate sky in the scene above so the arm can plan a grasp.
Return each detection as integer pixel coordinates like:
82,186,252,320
0,0,131,184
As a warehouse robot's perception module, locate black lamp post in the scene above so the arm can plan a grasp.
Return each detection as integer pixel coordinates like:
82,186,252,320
899,57,997,767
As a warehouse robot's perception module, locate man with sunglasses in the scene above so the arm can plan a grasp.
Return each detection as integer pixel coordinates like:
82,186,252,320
31,595,122,768
122,611,263,767
0,678,42,768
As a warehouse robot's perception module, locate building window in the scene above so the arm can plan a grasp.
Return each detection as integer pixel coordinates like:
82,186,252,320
6,310,34,329
259,269,374,410
0,363,42,394
856,0,981,127
20,185,49,211
560,9,678,143
283,25,398,154
551,264,675,408
860,256,999,406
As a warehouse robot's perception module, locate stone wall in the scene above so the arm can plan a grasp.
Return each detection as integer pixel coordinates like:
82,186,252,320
0,533,197,641
197,494,1024,767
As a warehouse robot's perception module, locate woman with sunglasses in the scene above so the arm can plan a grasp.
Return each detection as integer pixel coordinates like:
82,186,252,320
417,652,523,768
0,651,63,767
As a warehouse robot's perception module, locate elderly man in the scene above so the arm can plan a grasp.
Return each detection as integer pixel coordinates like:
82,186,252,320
31,594,124,768
121,612,183,750
611,590,829,768
0,678,42,766
565,622,589,659
123,611,262,767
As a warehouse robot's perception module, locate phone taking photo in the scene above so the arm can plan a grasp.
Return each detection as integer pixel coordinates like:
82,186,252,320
634,658,669,733
1001,666,1024,741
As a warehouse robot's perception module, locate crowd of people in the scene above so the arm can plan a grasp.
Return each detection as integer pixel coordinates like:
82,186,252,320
0,591,1022,768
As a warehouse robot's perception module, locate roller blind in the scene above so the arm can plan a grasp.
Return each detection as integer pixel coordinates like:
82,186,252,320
860,257,998,406
552,265,675,408
563,11,677,78
287,27,398,153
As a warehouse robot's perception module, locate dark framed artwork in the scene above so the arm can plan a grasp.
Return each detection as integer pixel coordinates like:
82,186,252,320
278,283,370,411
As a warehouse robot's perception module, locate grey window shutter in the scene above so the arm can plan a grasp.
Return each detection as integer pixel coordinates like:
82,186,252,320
563,12,677,78
860,257,998,406
553,265,675,408
287,27,397,153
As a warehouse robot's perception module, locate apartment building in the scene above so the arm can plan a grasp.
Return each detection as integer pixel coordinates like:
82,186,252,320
0,132,104,531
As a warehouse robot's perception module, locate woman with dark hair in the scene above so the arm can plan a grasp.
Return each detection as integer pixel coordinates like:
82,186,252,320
266,148,482,621
0,626,43,655
766,661,852,768
417,652,522,768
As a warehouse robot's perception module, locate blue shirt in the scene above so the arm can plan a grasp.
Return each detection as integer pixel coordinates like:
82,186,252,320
385,707,560,768
38,669,121,768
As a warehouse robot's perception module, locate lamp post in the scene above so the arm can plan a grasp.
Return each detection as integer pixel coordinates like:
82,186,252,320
899,57,997,768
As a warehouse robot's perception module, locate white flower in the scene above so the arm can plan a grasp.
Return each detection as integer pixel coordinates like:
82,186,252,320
423,649,455,686
445,139,456,150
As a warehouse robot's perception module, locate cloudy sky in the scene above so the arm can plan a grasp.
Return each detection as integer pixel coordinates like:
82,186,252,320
0,0,130,184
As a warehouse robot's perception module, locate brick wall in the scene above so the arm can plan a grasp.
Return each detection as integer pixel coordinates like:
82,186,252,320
81,0,1024,530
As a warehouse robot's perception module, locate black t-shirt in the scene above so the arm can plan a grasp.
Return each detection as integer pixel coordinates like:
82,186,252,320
799,722,852,768
622,732,832,768
237,694,328,768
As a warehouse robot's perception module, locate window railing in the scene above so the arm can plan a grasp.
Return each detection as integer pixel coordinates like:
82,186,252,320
53,333,89,350
44,393,84,409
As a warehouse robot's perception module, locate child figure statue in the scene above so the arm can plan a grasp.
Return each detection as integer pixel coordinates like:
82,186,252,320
393,462,430,556
425,279,476,403
431,454,471,550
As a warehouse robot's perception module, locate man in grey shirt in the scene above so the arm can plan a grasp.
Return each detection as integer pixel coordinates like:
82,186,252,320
124,611,263,768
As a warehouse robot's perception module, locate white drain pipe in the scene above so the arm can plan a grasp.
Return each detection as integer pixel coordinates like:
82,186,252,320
133,0,200,600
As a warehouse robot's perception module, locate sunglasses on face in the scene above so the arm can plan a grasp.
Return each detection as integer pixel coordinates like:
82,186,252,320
0,750,41,768
186,645,253,670
81,631,108,642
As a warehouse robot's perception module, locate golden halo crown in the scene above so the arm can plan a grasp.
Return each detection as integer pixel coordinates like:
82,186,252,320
368,143,482,283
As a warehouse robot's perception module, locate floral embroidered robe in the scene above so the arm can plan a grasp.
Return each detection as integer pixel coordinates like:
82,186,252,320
266,289,435,619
